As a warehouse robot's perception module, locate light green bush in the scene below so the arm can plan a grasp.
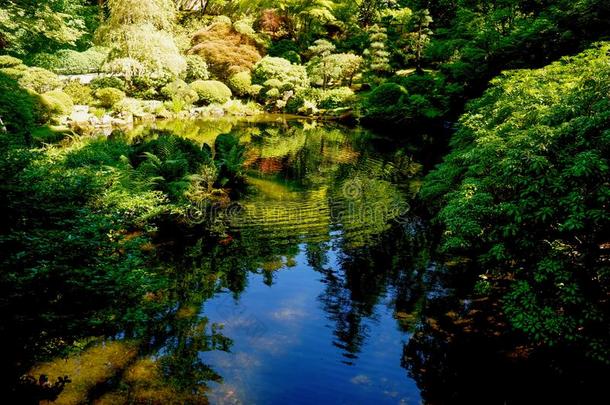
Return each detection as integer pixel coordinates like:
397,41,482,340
40,90,74,117
95,87,126,108
63,81,93,105
161,79,199,112
190,80,232,105
0,55,23,68
184,54,210,82
114,98,144,116
18,67,62,93
30,47,110,74
227,71,252,97
252,57,309,90
286,87,355,113
90,76,126,91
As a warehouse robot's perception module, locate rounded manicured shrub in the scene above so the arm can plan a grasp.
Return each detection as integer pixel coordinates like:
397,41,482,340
41,90,74,117
190,80,232,105
227,71,253,97
252,57,308,90
95,87,126,108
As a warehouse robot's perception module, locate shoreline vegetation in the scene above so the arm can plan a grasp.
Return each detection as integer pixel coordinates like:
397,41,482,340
1,0,609,403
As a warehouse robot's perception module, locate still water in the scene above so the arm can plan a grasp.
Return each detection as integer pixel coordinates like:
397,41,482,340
183,117,426,404
2,117,456,403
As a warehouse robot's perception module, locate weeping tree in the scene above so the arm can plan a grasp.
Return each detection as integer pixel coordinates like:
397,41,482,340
96,0,186,80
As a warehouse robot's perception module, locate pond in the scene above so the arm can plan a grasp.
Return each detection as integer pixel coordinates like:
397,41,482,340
4,117,596,404
149,117,428,404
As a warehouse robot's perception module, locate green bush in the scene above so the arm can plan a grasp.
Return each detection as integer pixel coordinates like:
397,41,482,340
190,80,232,105
18,67,62,94
227,71,252,97
268,40,300,58
40,90,74,117
421,43,610,361
63,81,93,105
95,87,126,108
30,47,110,74
184,55,210,82
0,73,37,141
0,55,24,68
128,75,171,100
286,87,355,112
252,57,309,90
90,76,126,91
161,79,199,112
360,82,408,121
281,51,301,65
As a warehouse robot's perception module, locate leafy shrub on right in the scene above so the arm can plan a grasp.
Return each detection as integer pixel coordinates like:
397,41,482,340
421,43,610,362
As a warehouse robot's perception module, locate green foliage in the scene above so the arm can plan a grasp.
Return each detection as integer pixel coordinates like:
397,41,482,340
161,79,199,112
29,47,109,75
190,80,232,105
184,55,210,82
0,55,23,68
17,67,62,94
40,90,74,118
227,71,253,97
90,76,126,92
361,82,407,121
286,87,355,113
0,0,88,56
268,40,301,63
63,81,93,105
0,72,37,142
214,133,246,187
364,24,391,76
252,56,309,90
422,43,610,361
95,88,126,108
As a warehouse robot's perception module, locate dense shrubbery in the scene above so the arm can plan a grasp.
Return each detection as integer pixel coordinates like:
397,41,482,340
95,88,126,108
184,54,210,82
90,76,126,91
63,81,93,105
252,57,309,90
287,87,355,113
0,73,37,141
161,79,199,112
17,68,62,94
227,71,253,97
421,43,610,361
30,47,110,74
190,80,232,105
40,90,74,118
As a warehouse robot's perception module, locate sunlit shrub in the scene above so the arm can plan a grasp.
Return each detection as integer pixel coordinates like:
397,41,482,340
40,90,74,118
190,80,232,105
161,79,199,112
63,81,93,105
18,67,62,94
0,55,23,68
184,54,209,82
227,71,252,97
90,76,126,91
95,87,126,108
286,87,355,112
252,57,308,90
30,47,110,74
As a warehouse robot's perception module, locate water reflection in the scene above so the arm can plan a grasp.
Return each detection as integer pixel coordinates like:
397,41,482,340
4,117,431,403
